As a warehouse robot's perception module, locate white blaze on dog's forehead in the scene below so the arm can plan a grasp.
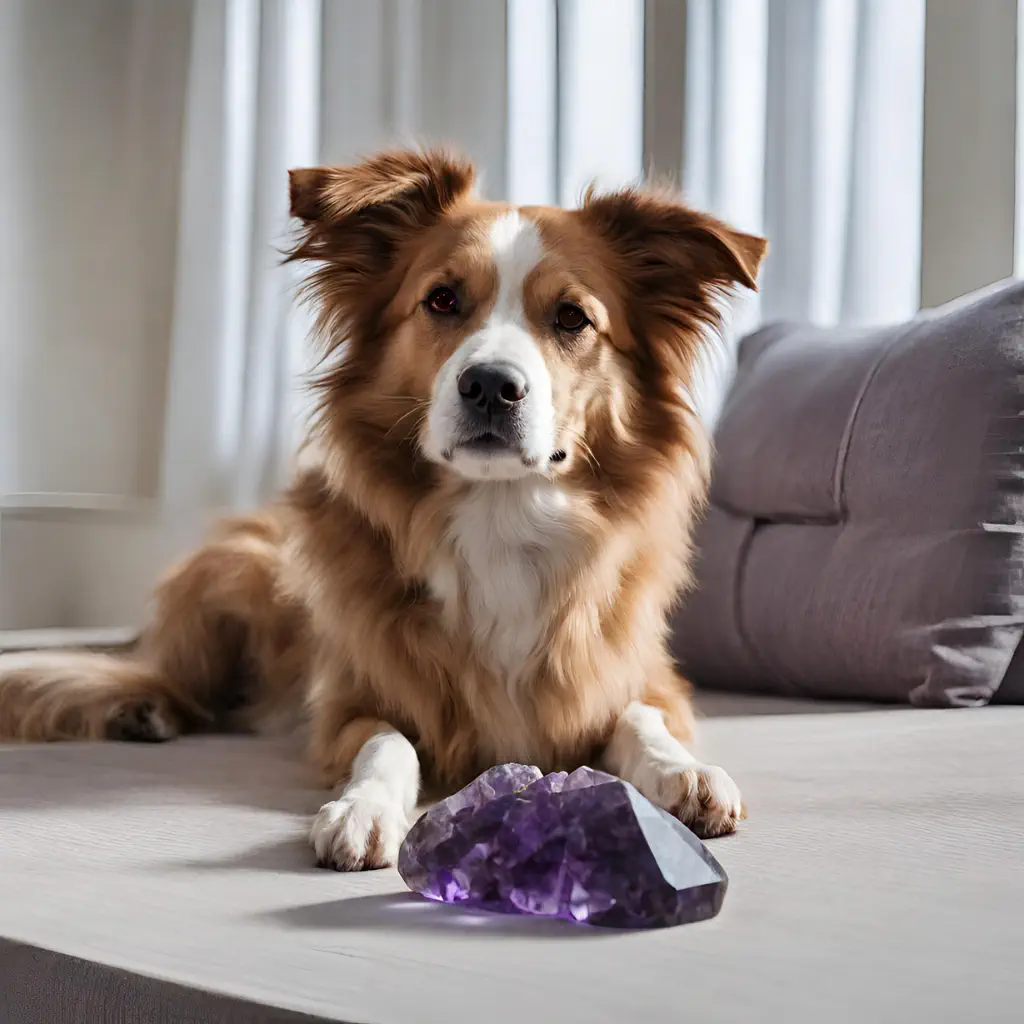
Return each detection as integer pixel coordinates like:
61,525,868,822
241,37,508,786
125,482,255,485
488,210,544,322
420,208,557,477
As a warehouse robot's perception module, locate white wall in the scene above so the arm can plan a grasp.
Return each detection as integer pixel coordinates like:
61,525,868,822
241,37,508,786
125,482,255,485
0,0,191,499
0,1,193,631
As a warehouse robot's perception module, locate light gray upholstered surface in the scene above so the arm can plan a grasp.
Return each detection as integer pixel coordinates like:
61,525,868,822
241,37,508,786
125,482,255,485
1,697,1022,1023
673,279,1024,707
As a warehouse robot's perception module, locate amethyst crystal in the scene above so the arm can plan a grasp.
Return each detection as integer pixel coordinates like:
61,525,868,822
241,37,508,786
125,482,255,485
398,764,728,928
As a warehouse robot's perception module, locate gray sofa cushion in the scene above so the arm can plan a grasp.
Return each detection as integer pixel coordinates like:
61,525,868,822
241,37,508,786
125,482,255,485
672,279,1024,706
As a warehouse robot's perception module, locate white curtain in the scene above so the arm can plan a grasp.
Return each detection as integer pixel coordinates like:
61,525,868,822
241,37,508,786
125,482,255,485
159,0,322,515
685,0,926,327
683,0,925,424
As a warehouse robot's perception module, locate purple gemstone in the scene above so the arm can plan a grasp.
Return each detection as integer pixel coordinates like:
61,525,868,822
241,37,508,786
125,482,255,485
398,764,728,929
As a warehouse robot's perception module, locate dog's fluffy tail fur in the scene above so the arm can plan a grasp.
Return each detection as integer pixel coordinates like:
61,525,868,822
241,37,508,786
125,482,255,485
0,651,197,742
0,513,307,744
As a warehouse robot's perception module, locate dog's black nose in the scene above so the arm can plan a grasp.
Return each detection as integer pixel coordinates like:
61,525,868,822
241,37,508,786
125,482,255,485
458,363,529,412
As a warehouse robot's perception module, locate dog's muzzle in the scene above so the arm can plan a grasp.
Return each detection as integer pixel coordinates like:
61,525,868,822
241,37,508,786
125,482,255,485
450,361,529,454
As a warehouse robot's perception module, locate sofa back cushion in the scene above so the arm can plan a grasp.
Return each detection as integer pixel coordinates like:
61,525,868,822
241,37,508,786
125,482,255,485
672,279,1024,706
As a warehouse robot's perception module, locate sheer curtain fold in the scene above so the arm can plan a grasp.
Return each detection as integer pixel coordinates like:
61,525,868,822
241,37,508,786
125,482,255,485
684,0,925,425
686,0,926,329
160,0,321,514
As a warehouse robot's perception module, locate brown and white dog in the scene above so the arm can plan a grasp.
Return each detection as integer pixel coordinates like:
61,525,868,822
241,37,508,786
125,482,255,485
0,149,765,870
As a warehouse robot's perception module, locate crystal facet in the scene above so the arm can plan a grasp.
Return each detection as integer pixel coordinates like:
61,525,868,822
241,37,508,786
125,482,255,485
398,764,728,928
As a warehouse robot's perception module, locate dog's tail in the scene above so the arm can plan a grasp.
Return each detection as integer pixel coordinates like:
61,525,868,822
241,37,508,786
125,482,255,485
0,650,202,742
0,512,305,744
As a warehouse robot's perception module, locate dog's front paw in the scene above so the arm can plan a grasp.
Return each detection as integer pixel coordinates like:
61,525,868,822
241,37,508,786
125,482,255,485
310,785,409,871
647,761,745,839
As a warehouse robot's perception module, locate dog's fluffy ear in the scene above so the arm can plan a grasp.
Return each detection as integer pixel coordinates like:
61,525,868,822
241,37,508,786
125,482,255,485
285,149,476,348
687,215,767,293
579,186,766,365
287,149,475,232
288,167,331,223
581,186,766,292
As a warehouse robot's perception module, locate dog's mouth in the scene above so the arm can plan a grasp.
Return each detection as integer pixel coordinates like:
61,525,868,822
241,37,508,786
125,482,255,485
440,426,526,467
445,434,569,471
457,432,514,454
436,416,568,475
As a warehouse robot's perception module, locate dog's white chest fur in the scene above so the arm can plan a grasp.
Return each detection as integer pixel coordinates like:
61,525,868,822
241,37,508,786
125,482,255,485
429,481,573,682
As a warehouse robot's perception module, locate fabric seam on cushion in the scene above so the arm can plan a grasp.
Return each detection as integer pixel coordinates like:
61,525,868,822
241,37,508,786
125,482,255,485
831,325,911,520
710,496,838,526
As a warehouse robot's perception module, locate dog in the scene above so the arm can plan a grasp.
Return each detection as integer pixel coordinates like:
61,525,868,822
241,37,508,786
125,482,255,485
0,149,765,870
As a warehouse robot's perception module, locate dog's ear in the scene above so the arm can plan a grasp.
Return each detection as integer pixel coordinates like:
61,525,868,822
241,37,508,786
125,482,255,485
285,149,476,347
288,167,332,223
579,186,766,365
287,148,475,242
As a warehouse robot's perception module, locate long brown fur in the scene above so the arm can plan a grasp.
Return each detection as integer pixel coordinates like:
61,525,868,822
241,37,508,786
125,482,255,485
0,149,764,797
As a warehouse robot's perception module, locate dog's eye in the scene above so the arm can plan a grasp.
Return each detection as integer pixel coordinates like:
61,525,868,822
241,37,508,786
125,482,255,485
425,286,459,315
555,303,589,333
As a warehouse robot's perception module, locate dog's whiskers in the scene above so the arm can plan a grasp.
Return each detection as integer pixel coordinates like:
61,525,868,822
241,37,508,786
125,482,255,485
399,410,431,447
385,402,431,439
561,428,601,473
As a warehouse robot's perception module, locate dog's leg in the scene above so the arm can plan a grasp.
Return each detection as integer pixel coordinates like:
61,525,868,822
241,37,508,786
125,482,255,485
602,701,743,838
310,719,420,870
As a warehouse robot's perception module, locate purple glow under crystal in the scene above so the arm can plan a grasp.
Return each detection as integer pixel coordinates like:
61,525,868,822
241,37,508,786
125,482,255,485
397,764,728,929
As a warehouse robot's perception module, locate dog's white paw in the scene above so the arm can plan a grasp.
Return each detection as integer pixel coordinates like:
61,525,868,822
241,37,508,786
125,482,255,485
645,760,745,838
310,784,410,871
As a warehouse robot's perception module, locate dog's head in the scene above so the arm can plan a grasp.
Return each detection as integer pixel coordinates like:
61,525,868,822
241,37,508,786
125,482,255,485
289,149,765,489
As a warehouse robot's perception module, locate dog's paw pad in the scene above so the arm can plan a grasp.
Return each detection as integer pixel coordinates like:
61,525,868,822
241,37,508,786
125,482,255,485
310,790,408,871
